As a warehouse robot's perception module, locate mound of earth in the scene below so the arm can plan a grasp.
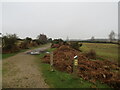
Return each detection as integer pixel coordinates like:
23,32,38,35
42,45,120,88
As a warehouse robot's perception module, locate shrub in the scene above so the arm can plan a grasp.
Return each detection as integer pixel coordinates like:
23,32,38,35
2,34,20,53
79,43,82,47
19,41,29,49
70,42,82,51
85,49,96,59
52,39,63,44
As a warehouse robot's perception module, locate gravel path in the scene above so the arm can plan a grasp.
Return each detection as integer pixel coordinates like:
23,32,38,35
3,45,50,88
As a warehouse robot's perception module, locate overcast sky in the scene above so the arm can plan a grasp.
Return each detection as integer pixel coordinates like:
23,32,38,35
1,1,118,40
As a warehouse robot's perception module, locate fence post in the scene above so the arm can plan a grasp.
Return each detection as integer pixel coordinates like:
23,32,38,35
50,51,54,71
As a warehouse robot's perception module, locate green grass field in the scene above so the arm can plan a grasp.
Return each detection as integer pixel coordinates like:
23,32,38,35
80,43,118,61
35,48,111,88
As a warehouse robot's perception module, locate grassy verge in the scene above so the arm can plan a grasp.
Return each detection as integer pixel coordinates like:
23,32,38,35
35,48,111,88
2,53,18,59
2,43,51,59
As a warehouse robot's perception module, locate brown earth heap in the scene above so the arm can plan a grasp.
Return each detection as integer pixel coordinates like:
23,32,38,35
43,45,120,88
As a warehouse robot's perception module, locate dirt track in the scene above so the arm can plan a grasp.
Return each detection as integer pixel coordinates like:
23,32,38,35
2,45,50,88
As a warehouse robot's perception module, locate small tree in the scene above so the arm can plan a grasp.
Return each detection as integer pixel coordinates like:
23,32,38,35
37,34,48,44
26,37,32,41
48,38,52,42
25,37,32,44
109,31,115,42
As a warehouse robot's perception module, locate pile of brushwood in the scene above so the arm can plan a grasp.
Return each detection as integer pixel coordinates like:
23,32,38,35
43,45,120,88
51,43,61,48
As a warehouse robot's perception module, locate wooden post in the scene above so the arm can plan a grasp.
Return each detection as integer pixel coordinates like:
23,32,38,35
50,52,54,71
73,55,78,78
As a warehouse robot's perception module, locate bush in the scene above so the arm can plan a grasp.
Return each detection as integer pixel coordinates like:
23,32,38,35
52,39,63,44
37,34,48,44
70,42,82,51
85,49,96,59
19,41,29,49
79,43,82,47
2,34,20,53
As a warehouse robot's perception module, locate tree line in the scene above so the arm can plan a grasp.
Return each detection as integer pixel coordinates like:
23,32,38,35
90,30,120,44
2,33,51,53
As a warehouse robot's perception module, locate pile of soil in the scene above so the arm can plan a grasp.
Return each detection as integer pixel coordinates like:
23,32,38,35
43,45,120,88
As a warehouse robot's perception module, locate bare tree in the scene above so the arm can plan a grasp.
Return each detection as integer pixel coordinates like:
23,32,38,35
91,36,95,41
109,30,115,42
66,36,69,42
